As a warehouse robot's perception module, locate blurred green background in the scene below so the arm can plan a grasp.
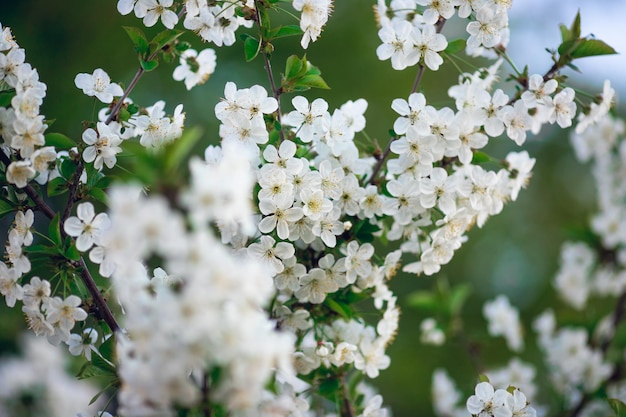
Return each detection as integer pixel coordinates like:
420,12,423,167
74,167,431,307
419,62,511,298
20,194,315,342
0,1,614,415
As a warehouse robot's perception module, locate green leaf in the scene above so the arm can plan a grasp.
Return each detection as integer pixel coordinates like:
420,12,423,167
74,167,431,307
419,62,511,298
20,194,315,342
324,298,351,320
65,244,80,261
559,24,570,43
48,213,62,247
163,126,203,175
123,26,149,56
45,132,75,150
140,59,159,72
86,166,105,188
24,244,58,255
0,197,16,220
295,74,330,90
478,374,490,383
444,39,466,54
149,29,184,55
244,36,261,62
175,41,191,52
89,187,108,205
318,378,340,399
406,290,439,312
285,55,305,79
471,151,490,164
59,158,77,180
92,351,116,376
557,38,580,57
571,39,618,59
99,333,116,363
608,398,626,417
127,103,140,115
0,89,16,107
47,177,69,197
77,362,108,379
449,284,471,315
269,25,303,39
569,10,581,40
354,220,381,243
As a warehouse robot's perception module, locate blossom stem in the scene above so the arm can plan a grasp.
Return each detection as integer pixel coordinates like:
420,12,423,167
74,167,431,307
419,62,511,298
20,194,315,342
253,0,285,142
365,136,395,186
495,48,522,77
410,64,427,95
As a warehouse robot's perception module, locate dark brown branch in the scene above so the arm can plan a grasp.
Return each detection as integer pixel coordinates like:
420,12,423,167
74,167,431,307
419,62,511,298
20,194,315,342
340,374,355,417
75,258,120,332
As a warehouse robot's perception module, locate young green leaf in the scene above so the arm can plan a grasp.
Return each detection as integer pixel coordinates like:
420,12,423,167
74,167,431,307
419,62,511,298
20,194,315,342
608,398,626,417
406,290,439,312
163,126,203,175
0,89,16,107
324,297,352,320
47,177,69,197
99,333,117,363
295,74,330,90
269,25,303,40
140,59,159,72
48,213,62,247
444,38,466,54
285,55,305,79
569,10,581,40
122,26,149,56
571,39,618,59
65,243,81,261
244,36,261,62
0,198,16,221
149,29,184,55
45,132,75,150
89,187,108,205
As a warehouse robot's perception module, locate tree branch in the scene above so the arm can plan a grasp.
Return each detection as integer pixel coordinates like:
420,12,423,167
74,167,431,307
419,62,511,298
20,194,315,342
0,150,120,332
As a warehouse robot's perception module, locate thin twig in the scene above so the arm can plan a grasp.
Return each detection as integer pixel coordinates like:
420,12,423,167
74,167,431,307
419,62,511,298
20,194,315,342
253,0,285,142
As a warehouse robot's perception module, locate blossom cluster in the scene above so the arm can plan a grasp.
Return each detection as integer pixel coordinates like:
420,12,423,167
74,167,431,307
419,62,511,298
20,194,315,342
375,0,512,69
74,68,186,160
0,23,54,188
429,95,625,417
0,0,622,416
0,336,103,417
0,26,90,350
117,0,332,50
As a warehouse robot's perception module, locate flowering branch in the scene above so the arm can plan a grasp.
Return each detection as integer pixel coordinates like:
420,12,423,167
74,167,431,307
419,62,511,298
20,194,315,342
0,151,119,333
253,0,285,142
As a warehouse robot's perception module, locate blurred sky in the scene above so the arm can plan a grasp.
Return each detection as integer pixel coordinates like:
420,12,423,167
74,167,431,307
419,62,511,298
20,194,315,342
508,0,626,93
